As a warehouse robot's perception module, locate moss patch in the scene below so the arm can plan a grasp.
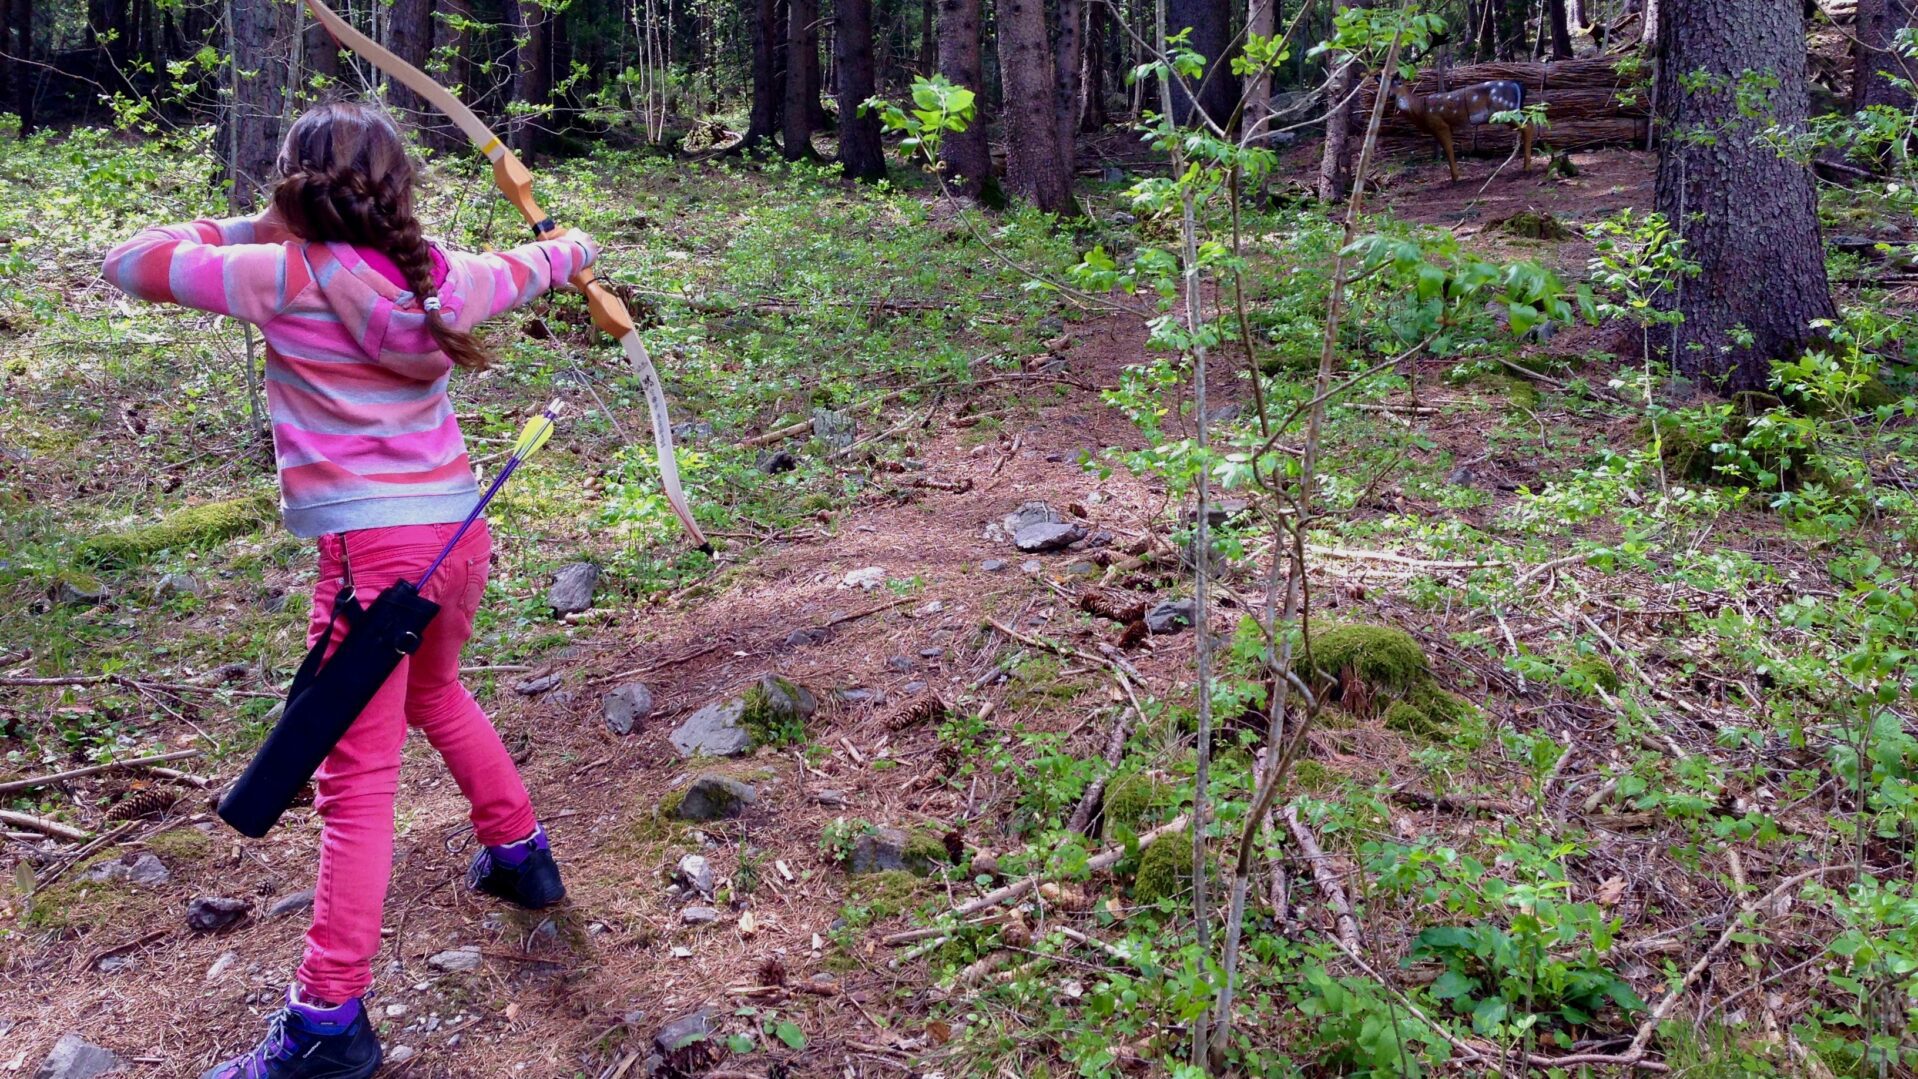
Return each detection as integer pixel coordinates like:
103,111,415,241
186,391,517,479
146,827,212,862
1307,623,1474,739
78,491,275,567
1102,770,1176,841
848,869,924,917
1131,831,1192,903
1490,210,1574,241
1564,655,1621,696
740,675,813,746
902,828,950,875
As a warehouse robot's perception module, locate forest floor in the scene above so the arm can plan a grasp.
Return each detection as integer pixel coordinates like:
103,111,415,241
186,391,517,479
2,129,1913,1079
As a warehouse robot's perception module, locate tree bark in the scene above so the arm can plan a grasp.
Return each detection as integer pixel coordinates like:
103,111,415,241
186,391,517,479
225,0,290,210
936,0,990,195
1853,0,1916,111
11,0,33,137
1317,0,1361,201
1244,0,1276,139
835,0,886,179
1548,0,1573,57
919,0,936,73
1167,0,1237,126
802,0,829,130
1641,0,1660,46
387,0,442,142
1081,0,1110,131
1054,0,1084,166
1654,0,1836,391
995,0,1073,211
783,0,821,156
744,0,785,149
509,0,551,158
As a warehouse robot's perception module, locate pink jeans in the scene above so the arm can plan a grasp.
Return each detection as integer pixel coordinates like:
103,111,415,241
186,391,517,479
296,521,537,1003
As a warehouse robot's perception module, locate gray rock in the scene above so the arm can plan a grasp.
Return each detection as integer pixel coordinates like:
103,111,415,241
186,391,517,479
547,562,601,616
1014,522,1085,553
514,671,562,696
204,951,239,981
1063,561,1098,577
902,680,927,695
1101,165,1127,184
812,408,857,451
427,948,482,973
674,775,757,821
32,1034,125,1079
981,559,1008,572
1146,598,1197,635
87,852,169,887
681,906,720,925
676,854,715,896
154,573,207,599
1020,560,1043,575
266,889,315,919
1083,531,1114,549
886,655,917,673
1187,499,1250,528
755,673,817,724
186,896,249,933
387,1046,417,1065
833,688,876,705
1446,465,1476,486
602,682,655,736
669,697,752,757
919,647,945,659
1002,501,1061,535
757,449,798,474
850,827,910,874
653,1008,715,1055
671,421,714,441
52,578,109,607
786,627,830,647
814,789,850,809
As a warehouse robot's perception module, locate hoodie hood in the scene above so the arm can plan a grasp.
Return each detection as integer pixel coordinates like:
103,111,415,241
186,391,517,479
308,241,466,381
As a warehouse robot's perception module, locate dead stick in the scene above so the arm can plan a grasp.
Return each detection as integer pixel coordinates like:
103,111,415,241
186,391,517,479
1281,806,1359,954
1065,680,1138,835
0,749,202,795
0,810,90,842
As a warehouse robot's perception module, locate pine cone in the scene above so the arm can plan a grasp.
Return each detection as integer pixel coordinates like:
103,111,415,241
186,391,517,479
1117,619,1149,650
881,695,949,732
758,955,788,986
1080,588,1148,624
107,786,180,821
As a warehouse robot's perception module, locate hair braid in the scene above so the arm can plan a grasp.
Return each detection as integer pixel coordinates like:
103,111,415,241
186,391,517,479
271,101,495,371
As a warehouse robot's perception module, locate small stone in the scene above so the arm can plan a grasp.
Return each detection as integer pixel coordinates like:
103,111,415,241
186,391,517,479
1002,501,1061,535
676,854,715,896
1145,598,1197,635
186,896,249,933
95,956,129,974
841,566,887,590
1063,561,1098,577
786,627,830,647
674,775,757,821
886,655,917,673
1013,522,1085,553
814,789,850,809
681,906,720,925
154,572,207,599
514,671,562,696
1187,499,1250,528
31,1034,126,1079
387,1046,417,1065
51,577,109,607
671,421,714,441
88,852,169,887
902,680,927,694
654,1008,715,1055
385,1004,409,1018
1446,466,1476,486
981,559,1008,572
669,697,752,758
601,682,655,736
757,449,798,474
266,889,315,919
812,408,857,451
546,562,601,616
204,951,239,981
1020,560,1043,575
849,828,909,874
918,647,945,659
1083,530,1114,549
1101,165,1126,184
427,948,483,973
834,688,876,705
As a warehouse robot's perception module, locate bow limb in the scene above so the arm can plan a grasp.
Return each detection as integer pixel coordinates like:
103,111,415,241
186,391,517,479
302,0,710,553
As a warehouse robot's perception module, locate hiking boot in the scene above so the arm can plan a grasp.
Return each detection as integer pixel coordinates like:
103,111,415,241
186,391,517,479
467,823,565,909
198,988,381,1079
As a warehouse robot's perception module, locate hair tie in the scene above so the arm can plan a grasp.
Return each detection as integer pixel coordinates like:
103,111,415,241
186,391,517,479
422,296,442,312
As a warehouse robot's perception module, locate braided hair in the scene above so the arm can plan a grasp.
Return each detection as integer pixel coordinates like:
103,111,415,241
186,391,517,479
272,102,493,371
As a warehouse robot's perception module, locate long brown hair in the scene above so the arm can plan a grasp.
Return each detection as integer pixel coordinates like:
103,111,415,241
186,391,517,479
272,102,492,370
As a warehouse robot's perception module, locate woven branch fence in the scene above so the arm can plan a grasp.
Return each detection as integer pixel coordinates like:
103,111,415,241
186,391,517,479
1350,54,1652,156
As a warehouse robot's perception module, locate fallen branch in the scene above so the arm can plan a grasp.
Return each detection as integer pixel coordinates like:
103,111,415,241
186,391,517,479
1281,806,1360,954
0,749,202,795
0,810,91,842
1065,679,1140,835
1306,545,1504,570
0,674,277,700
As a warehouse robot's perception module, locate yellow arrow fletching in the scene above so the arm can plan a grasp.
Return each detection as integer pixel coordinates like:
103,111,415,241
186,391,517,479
511,401,565,459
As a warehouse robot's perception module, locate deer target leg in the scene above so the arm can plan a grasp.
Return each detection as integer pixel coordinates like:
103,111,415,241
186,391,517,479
1520,124,1534,172
1437,125,1459,182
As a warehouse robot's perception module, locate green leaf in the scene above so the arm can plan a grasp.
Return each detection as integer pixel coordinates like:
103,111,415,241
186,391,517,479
1430,969,1475,1001
773,1020,806,1050
726,1033,756,1053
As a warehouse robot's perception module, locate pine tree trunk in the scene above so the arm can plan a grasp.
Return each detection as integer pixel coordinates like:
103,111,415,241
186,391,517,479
936,0,990,195
1854,0,1916,111
784,0,821,156
387,0,440,141
1548,0,1573,56
1641,0,1660,45
745,0,786,149
803,0,829,130
1167,0,1236,126
1081,0,1109,131
509,0,551,158
994,0,1072,211
919,0,936,73
1054,0,1084,167
835,0,886,179
1654,0,1835,391
1317,0,1362,200
1244,0,1276,139
0,0,12,130
226,0,290,210
12,0,34,137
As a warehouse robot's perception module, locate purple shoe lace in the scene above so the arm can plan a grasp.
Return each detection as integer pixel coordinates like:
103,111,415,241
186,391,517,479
211,1010,298,1079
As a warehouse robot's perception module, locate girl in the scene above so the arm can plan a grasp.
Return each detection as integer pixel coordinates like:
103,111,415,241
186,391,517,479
104,101,595,1079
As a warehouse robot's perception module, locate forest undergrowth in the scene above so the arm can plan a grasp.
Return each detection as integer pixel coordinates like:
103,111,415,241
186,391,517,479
2,101,1918,1076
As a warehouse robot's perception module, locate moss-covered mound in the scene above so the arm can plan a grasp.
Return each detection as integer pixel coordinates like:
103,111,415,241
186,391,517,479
1102,769,1177,842
1307,623,1474,739
1131,831,1192,903
1490,210,1574,241
78,491,275,567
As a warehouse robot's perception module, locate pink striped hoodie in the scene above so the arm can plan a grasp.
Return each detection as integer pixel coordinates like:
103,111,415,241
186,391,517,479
103,215,597,537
